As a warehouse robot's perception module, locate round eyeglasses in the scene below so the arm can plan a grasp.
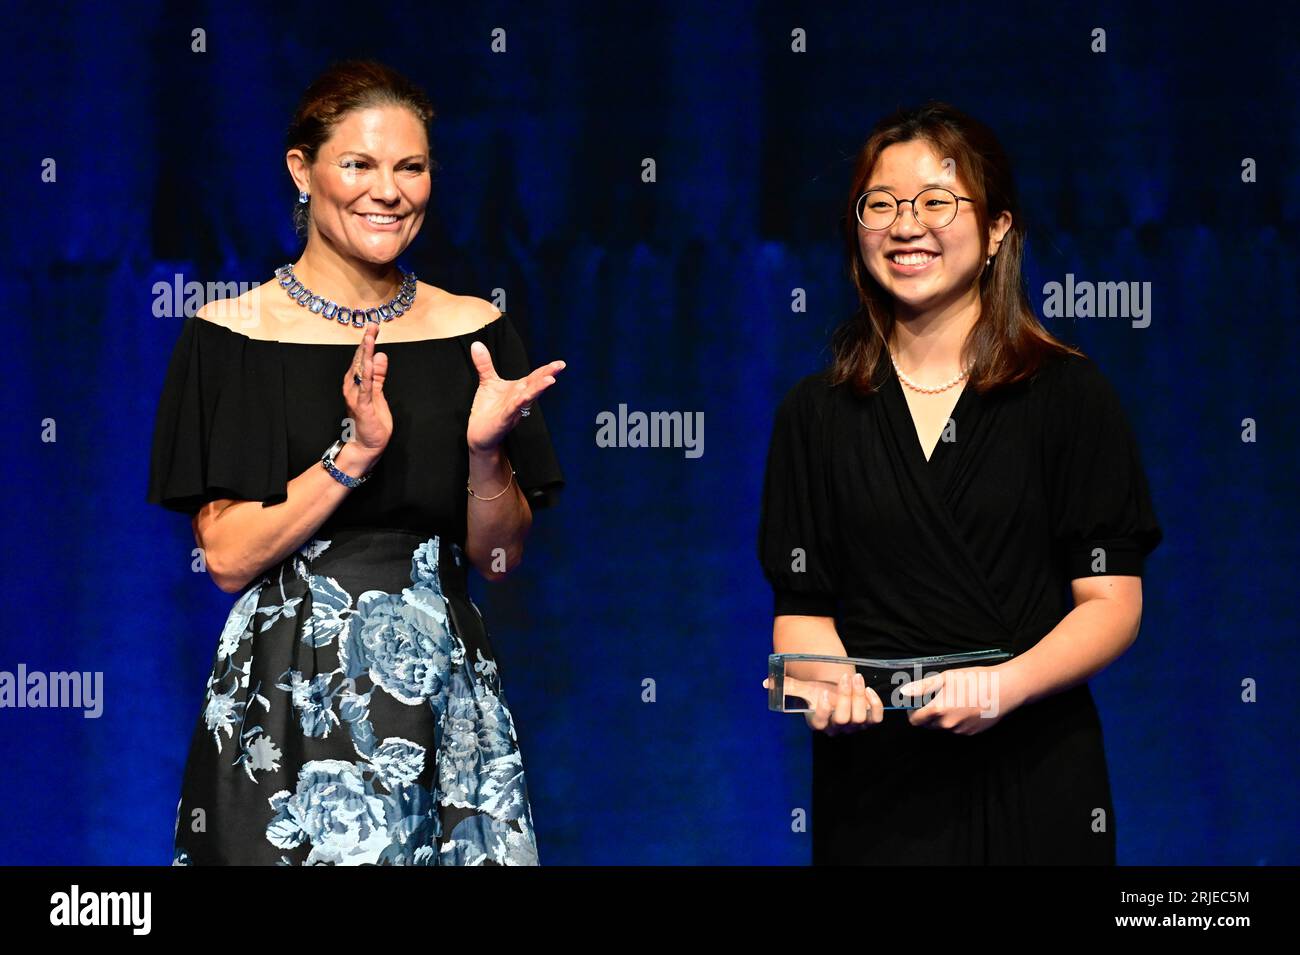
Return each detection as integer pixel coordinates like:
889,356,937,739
855,188,974,231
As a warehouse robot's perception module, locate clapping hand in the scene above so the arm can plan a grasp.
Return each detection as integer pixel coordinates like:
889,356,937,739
466,340,566,454
344,322,392,453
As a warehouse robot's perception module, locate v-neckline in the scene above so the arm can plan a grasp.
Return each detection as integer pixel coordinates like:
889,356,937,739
887,367,972,468
877,362,1014,638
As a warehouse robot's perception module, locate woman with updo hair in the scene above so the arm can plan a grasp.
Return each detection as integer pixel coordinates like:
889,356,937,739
149,59,565,865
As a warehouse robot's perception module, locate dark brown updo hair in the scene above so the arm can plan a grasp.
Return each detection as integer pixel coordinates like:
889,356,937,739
285,59,439,240
832,100,1081,395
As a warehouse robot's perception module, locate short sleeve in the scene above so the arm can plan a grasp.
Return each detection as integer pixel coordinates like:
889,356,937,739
146,316,290,517
1043,355,1163,578
757,374,839,616
485,313,565,510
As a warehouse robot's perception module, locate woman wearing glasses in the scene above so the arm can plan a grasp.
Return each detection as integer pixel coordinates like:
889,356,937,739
759,102,1161,864
148,60,565,865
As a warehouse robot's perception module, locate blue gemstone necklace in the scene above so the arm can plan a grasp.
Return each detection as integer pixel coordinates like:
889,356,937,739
274,262,417,329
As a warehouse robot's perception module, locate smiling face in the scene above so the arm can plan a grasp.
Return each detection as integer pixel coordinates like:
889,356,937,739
857,139,1008,317
288,104,431,265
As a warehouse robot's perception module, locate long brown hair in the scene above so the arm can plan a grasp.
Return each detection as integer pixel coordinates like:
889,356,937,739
831,101,1081,395
285,59,439,240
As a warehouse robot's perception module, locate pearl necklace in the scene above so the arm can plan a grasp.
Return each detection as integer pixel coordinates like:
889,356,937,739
890,351,972,394
275,262,417,329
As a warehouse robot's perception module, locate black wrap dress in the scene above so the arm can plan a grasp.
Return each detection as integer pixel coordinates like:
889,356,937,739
148,311,563,865
758,350,1162,864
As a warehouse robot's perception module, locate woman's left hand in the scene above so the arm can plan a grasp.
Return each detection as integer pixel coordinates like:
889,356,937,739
466,340,566,454
899,665,1023,735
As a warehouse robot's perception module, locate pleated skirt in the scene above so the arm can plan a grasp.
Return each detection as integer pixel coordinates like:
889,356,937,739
172,527,539,865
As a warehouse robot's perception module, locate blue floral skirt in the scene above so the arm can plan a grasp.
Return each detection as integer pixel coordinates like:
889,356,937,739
172,527,539,865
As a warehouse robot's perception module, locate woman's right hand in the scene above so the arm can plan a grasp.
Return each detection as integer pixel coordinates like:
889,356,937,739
804,671,884,735
343,321,393,453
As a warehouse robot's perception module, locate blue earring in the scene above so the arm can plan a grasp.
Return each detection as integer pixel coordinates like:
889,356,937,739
298,191,309,204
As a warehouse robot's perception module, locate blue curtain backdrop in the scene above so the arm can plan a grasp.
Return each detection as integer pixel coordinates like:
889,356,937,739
1,0,1296,864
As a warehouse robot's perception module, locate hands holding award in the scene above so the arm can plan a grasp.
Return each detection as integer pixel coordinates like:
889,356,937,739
763,650,1016,737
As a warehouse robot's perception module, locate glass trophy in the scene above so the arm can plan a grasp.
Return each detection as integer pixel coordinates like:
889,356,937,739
767,649,1012,712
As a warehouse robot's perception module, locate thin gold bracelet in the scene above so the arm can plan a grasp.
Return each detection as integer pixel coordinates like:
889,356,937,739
467,467,516,501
